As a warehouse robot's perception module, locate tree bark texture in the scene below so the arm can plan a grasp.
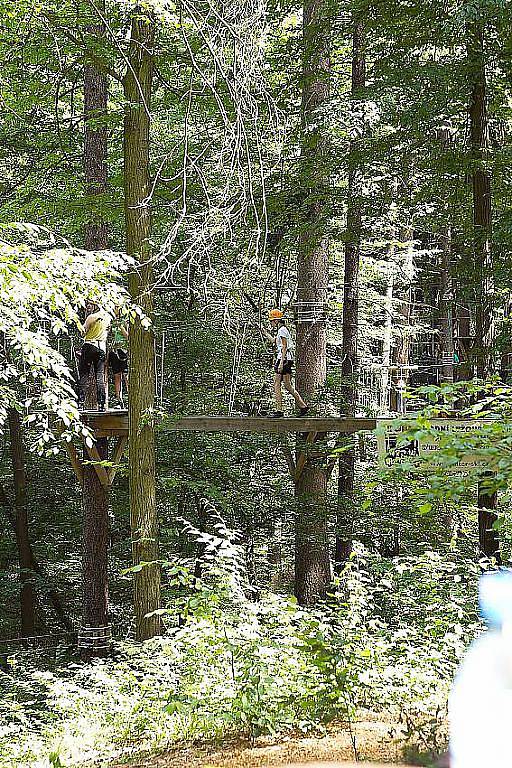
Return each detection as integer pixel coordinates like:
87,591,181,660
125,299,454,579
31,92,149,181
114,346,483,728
295,465,330,604
294,0,331,605
124,10,161,640
466,19,498,552
84,4,108,251
439,227,455,384
454,303,472,381
81,437,110,660
7,409,36,637
390,234,414,413
436,128,455,385
335,19,365,569
82,3,111,660
0,481,73,630
467,19,493,379
500,297,512,383
380,257,395,413
478,476,500,563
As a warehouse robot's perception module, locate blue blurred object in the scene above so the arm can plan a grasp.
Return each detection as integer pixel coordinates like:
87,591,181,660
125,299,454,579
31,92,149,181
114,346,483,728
450,569,512,767
479,568,512,628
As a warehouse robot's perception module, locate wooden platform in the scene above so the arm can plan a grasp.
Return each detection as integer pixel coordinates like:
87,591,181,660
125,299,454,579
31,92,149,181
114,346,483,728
79,412,380,437
80,409,128,436
71,412,488,486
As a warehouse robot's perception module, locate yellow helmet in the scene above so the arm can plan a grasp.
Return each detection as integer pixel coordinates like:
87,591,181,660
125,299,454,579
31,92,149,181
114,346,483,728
268,308,284,320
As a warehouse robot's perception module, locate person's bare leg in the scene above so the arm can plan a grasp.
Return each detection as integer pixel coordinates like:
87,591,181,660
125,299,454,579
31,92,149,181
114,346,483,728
104,359,109,410
274,373,284,412
114,373,122,399
283,375,307,408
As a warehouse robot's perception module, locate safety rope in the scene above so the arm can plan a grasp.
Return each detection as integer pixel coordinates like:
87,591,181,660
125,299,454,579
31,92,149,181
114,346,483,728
0,630,77,648
228,322,247,414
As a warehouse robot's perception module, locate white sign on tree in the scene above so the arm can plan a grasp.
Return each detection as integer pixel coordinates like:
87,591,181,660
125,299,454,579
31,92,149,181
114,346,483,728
376,419,490,471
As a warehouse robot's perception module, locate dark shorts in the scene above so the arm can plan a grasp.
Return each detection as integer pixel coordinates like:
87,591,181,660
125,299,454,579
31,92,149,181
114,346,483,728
109,348,128,375
274,359,293,376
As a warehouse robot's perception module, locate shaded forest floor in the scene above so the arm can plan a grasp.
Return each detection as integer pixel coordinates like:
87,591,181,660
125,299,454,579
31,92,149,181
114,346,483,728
113,718,421,768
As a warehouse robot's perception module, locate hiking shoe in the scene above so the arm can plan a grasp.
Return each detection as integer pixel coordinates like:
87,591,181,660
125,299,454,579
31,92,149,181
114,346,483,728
270,411,284,418
299,406,309,416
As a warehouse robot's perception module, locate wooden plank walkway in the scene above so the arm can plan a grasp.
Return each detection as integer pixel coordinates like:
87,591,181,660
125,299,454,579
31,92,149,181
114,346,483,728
80,410,487,440
162,416,379,434
80,412,381,436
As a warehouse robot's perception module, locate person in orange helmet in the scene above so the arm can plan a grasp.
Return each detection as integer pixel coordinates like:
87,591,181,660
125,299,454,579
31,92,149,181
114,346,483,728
260,309,308,418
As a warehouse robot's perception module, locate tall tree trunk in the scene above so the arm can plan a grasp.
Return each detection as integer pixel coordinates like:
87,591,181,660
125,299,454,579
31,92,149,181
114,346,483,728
454,302,471,381
81,3,110,660
335,19,365,569
8,409,36,638
0,481,73,630
466,18,498,559
439,227,455,384
84,8,108,253
294,0,331,605
467,18,493,379
478,477,500,563
390,234,414,413
436,128,455,385
381,256,395,413
81,436,110,659
124,9,161,639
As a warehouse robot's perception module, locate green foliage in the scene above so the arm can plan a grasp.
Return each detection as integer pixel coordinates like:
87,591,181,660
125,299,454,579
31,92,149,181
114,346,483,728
0,542,479,767
0,224,134,450
2,0,512,763
381,382,512,511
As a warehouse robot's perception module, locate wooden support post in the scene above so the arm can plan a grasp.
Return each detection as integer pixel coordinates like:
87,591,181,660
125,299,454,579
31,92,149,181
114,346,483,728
278,434,296,479
84,440,111,487
307,431,328,459
108,436,128,485
294,432,318,483
62,440,84,484
281,443,296,480
56,421,84,483
56,419,128,489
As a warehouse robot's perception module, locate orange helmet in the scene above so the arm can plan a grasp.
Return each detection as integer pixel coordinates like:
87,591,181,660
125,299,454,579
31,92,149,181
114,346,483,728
268,308,284,320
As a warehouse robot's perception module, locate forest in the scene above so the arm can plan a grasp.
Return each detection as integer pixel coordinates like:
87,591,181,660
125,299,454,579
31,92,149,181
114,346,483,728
1,0,512,766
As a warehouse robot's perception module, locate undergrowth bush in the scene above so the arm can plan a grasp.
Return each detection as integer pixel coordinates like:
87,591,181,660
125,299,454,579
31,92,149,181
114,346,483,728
0,541,481,768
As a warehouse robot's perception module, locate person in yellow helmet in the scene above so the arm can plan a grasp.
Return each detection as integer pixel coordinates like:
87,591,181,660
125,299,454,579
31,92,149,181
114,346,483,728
77,303,112,410
261,309,308,418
